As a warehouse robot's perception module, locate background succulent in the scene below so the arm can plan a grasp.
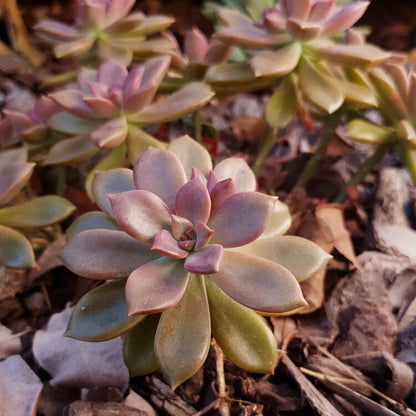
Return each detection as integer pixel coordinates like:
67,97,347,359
62,136,330,388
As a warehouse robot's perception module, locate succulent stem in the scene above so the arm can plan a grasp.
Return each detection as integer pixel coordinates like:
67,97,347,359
334,142,393,203
296,109,342,188
193,110,202,143
252,125,277,179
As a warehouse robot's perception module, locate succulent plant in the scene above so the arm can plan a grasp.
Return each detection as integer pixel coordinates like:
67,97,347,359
62,136,331,388
209,0,388,121
44,57,214,169
346,63,416,183
35,0,176,66
0,148,75,268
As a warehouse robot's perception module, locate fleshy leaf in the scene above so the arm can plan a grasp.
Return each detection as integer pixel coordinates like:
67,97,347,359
0,162,35,206
0,224,34,269
126,257,189,315
210,250,306,313
209,192,275,248
266,75,298,130
0,148,28,165
61,229,159,279
91,168,135,215
151,230,189,259
47,112,101,135
54,36,95,59
66,279,145,341
396,119,416,150
110,190,172,243
123,314,160,376
168,135,212,180
397,146,416,184
0,196,75,228
89,118,128,149
260,200,292,238
205,277,277,373
235,236,331,282
213,158,256,192
251,42,301,78
49,89,94,118
184,244,223,274
346,119,395,145
155,274,210,390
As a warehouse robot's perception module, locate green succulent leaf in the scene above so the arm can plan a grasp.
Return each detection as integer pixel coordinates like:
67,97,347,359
396,119,416,150
65,211,120,242
126,125,166,166
335,79,377,108
346,119,395,145
298,57,343,114
205,277,277,373
43,135,98,166
397,145,416,184
261,200,292,238
123,314,160,377
47,112,101,135
0,224,34,269
155,274,211,390
266,75,298,130
85,142,127,200
66,278,145,341
0,196,75,228
235,235,331,282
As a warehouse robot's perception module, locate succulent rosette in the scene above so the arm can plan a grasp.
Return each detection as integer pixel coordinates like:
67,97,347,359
62,136,330,388
45,57,214,173
35,0,176,65
209,0,388,116
0,148,75,268
346,63,416,183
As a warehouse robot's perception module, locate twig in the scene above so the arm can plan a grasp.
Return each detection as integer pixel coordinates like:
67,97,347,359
212,339,230,416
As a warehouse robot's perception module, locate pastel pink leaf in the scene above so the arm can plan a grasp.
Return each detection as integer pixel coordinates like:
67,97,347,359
109,190,172,243
91,168,135,215
0,162,35,206
106,0,135,26
204,40,233,65
284,0,311,21
2,109,33,131
213,158,256,192
62,229,159,279
34,19,80,39
126,257,190,315
210,178,237,211
184,27,209,63
97,61,128,90
152,229,189,259
88,81,108,98
308,0,334,23
49,89,94,119
206,171,219,192
175,177,211,225
171,214,193,240
190,167,207,184
286,19,322,41
259,9,286,31
32,96,58,123
83,96,119,117
194,222,214,251
134,148,187,211
209,250,307,313
209,192,275,248
123,66,145,99
323,1,370,36
78,68,97,93
54,36,94,59
89,117,128,149
184,244,224,274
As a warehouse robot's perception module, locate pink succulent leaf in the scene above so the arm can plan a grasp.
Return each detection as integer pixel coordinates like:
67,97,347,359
284,0,311,21
105,11,145,33
122,66,145,100
175,176,211,226
208,192,275,248
47,112,102,135
109,189,172,243
87,81,108,98
140,55,171,91
190,167,207,184
97,61,128,90
286,19,322,41
133,147,187,211
168,136,212,180
105,0,135,27
171,214,193,240
78,68,98,93
88,117,128,149
209,250,307,313
54,36,95,59
48,89,95,119
213,158,256,192
61,229,159,279
209,178,237,211
184,28,209,63
126,257,190,315
323,1,370,36
308,0,335,23
0,148,28,165
83,96,119,117
385,63,409,103
34,19,80,40
109,89,124,108
179,240,195,250
204,40,232,65
2,109,33,131
206,171,219,192
151,229,189,259
32,96,59,123
194,222,214,251
184,244,224,274
92,168,135,215
0,118,15,144
344,28,365,45
0,162,35,206
258,8,286,31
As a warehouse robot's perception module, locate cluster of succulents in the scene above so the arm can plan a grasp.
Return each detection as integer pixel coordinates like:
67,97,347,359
0,0,415,392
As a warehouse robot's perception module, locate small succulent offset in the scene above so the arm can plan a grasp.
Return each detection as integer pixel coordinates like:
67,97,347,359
35,0,176,65
0,148,75,269
45,57,214,166
346,63,416,183
62,136,331,388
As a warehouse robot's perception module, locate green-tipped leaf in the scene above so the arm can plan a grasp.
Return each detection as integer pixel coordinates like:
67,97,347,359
396,119,416,150
0,224,34,268
346,119,395,145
